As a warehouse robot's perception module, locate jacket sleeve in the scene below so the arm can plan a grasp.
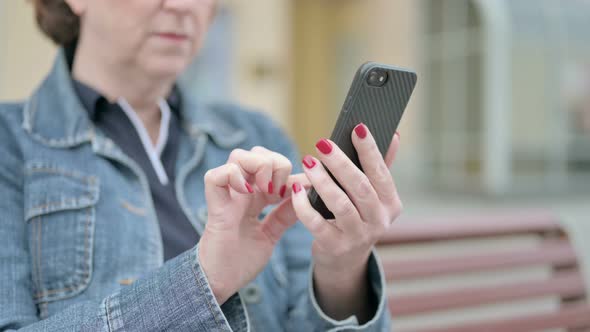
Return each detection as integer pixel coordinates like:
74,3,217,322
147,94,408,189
253,112,392,332
0,113,249,332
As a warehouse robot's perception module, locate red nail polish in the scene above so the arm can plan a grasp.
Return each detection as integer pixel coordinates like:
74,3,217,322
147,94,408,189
279,184,287,198
302,155,316,169
268,181,274,194
292,182,302,194
354,123,367,139
315,139,332,155
245,182,254,193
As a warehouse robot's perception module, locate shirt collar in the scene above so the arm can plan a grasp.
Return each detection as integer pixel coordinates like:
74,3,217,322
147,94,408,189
71,79,182,121
23,48,246,149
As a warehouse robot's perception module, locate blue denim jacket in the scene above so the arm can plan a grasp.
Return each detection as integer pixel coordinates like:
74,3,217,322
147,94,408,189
0,50,391,331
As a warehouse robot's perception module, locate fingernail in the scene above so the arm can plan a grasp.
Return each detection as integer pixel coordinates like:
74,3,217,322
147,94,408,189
292,182,302,194
268,181,274,194
395,131,400,139
245,182,254,193
302,155,316,169
315,139,332,155
354,123,367,139
279,184,287,198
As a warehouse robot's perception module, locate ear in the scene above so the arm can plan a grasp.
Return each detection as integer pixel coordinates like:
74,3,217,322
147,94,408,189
64,0,87,16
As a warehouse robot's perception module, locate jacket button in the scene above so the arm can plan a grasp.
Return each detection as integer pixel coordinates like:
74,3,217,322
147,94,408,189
241,284,262,304
119,278,136,286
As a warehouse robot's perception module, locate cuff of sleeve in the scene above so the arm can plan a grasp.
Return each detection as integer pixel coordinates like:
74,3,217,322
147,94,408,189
104,245,250,332
305,248,391,332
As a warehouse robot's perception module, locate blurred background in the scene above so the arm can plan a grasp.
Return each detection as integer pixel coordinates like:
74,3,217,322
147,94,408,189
1,0,590,330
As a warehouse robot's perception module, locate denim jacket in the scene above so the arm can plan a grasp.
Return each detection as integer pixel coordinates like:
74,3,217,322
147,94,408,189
0,50,391,331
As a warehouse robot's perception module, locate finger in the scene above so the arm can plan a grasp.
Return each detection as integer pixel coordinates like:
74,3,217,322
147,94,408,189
260,198,298,244
300,154,364,235
227,148,273,193
313,138,381,224
204,163,253,212
280,173,312,199
290,182,340,248
251,146,292,197
384,131,400,167
351,123,399,205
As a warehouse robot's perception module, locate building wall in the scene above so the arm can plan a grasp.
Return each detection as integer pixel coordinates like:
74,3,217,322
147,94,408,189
0,1,56,101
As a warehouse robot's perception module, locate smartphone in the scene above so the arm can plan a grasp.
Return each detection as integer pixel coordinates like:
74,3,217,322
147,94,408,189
308,62,417,219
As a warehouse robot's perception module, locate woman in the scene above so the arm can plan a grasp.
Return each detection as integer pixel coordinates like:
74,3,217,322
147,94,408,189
0,0,402,331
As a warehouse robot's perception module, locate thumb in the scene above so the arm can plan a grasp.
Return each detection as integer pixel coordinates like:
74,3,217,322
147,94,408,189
261,198,298,244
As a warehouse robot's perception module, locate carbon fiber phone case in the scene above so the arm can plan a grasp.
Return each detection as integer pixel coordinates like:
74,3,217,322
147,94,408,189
309,62,417,219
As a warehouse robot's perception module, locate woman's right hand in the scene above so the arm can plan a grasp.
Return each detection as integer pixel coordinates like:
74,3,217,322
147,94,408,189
198,146,305,304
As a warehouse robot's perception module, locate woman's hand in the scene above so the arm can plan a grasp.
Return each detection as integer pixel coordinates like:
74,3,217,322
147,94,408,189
198,146,305,305
291,123,402,320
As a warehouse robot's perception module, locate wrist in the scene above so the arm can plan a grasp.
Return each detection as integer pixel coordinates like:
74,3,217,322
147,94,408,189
197,243,231,305
313,257,369,291
311,256,373,322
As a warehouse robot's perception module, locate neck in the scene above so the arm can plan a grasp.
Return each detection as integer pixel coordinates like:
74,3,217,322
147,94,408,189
71,39,174,114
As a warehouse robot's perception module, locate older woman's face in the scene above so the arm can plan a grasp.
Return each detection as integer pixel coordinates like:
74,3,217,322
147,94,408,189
70,0,216,78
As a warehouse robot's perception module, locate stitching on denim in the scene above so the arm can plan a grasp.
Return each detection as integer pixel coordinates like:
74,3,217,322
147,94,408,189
190,252,224,327
105,295,114,332
34,283,85,299
27,197,95,219
120,200,146,216
32,207,94,300
27,131,92,148
83,206,91,284
25,166,98,219
34,217,43,294
35,216,43,290
25,165,97,183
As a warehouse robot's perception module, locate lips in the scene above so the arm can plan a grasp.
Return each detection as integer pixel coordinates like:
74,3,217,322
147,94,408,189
155,32,188,41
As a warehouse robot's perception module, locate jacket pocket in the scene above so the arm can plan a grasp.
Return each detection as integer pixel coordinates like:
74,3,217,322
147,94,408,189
24,162,99,303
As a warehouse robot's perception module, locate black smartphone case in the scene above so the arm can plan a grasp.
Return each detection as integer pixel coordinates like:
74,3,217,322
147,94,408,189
308,62,417,219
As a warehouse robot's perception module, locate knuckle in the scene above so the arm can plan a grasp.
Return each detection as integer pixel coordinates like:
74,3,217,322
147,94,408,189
277,163,293,178
397,197,404,212
312,214,326,229
228,148,246,160
391,198,403,220
308,215,326,234
381,217,391,231
373,226,386,243
227,163,241,175
277,155,293,169
370,142,381,156
333,198,356,217
204,169,215,182
251,145,267,153
342,160,359,178
375,166,393,185
375,211,389,230
355,177,373,199
380,182,397,202
317,173,333,188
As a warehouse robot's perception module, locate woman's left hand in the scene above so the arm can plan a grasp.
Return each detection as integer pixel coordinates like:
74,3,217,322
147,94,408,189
290,123,402,320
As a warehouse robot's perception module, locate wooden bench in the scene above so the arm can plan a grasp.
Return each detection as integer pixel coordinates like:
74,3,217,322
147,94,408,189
377,211,590,332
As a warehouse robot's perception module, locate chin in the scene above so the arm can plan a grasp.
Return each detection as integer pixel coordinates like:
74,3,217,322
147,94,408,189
143,55,192,80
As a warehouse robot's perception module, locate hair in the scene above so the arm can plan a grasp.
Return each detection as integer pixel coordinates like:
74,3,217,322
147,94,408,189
31,0,79,45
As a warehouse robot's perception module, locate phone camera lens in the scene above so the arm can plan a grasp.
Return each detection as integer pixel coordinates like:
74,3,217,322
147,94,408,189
367,69,388,87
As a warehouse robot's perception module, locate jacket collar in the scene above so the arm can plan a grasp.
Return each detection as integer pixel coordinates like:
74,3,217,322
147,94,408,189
22,48,246,149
